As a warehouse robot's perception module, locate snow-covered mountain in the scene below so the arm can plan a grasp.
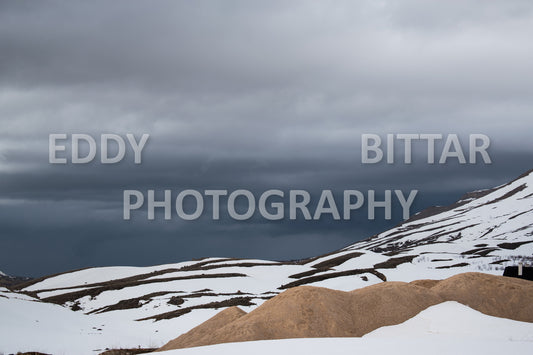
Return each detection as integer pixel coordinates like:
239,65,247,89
1,169,532,354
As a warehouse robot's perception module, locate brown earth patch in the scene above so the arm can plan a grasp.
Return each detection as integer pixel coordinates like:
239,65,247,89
485,184,527,205
490,259,510,265
498,241,533,250
461,248,497,257
137,296,261,321
181,262,286,271
288,252,364,279
435,262,470,269
311,252,364,269
90,290,256,315
279,268,386,289
288,269,325,279
373,255,417,269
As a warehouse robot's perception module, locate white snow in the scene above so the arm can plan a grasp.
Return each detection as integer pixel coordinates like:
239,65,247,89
149,337,532,355
24,263,189,292
365,301,533,341
0,291,221,355
0,287,41,301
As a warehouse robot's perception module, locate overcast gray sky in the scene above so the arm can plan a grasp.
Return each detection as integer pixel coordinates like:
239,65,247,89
1,0,532,277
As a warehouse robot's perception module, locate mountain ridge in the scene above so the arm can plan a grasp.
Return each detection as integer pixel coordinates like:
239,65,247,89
1,169,532,354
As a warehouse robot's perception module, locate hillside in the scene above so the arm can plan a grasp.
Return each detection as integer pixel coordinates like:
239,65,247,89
1,169,532,354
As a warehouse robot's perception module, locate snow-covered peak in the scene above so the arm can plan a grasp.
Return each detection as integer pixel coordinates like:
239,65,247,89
348,169,533,258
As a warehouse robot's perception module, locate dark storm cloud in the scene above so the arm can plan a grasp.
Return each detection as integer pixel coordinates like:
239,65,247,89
0,1,532,276
0,151,527,196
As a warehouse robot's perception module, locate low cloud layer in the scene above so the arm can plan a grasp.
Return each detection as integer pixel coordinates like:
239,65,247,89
0,1,532,276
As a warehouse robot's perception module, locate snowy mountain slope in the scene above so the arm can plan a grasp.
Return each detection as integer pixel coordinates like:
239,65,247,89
0,286,215,354
1,169,532,354
339,168,533,281
11,169,533,319
351,169,533,253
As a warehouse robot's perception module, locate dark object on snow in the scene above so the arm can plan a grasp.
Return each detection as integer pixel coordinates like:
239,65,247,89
503,265,533,281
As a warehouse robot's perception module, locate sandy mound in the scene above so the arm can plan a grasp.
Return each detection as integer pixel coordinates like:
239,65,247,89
409,279,441,288
433,272,533,322
158,306,246,351
158,272,533,351
160,282,443,350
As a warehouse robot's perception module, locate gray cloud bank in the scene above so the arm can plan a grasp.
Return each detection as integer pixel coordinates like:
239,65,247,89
0,0,532,276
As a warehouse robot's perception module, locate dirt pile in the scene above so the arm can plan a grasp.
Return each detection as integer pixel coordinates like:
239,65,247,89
158,272,533,351
159,306,246,351
432,272,533,322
